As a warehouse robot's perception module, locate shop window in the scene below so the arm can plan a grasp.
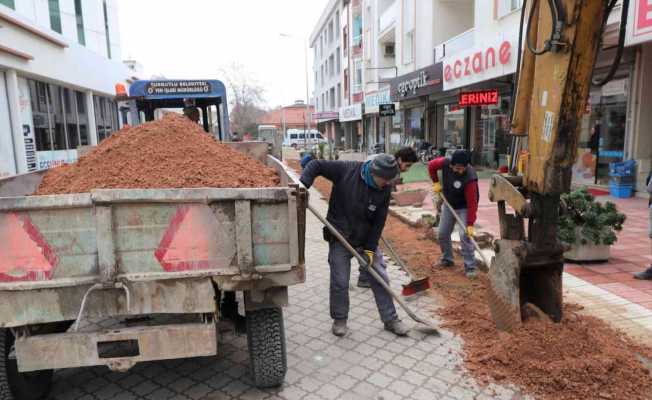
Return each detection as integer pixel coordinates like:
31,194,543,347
442,104,466,148
48,0,62,33
0,0,15,9
94,95,119,142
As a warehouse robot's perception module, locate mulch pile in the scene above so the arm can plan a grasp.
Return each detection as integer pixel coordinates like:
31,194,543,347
295,162,652,400
36,113,279,195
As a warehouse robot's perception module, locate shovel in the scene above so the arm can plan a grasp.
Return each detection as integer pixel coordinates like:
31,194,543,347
437,191,492,270
307,203,440,334
380,236,431,297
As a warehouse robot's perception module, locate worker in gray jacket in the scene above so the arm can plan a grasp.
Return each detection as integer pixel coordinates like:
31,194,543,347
300,155,409,337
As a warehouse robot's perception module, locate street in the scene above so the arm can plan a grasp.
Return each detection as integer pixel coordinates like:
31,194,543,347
48,189,520,400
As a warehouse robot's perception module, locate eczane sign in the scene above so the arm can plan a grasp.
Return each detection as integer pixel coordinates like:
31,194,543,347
626,0,652,46
443,32,518,91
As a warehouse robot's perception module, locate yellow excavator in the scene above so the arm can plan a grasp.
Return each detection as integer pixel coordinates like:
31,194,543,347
486,0,629,331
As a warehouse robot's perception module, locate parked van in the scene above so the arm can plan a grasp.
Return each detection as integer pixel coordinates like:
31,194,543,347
283,129,327,148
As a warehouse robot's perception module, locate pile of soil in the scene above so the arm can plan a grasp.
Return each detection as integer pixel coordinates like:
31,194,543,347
36,113,279,195
294,163,652,400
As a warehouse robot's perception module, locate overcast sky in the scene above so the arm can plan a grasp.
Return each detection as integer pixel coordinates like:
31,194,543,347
116,0,328,109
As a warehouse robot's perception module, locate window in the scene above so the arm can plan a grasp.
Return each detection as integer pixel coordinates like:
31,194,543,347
352,14,362,48
344,68,349,97
290,134,298,139
335,11,340,39
0,0,15,9
329,54,335,77
336,47,341,74
328,21,334,44
74,0,85,45
94,95,119,142
353,60,363,93
343,26,348,52
314,71,319,88
102,0,111,59
321,65,324,85
48,0,62,33
330,87,335,109
402,0,414,64
337,84,341,108
497,0,523,18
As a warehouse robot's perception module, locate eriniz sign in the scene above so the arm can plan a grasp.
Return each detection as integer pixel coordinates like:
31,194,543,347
443,34,517,91
459,90,499,107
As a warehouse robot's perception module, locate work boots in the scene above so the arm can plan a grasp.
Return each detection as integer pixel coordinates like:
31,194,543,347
332,319,348,337
384,319,409,336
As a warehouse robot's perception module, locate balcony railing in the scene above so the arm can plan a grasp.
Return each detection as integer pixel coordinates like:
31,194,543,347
434,28,475,63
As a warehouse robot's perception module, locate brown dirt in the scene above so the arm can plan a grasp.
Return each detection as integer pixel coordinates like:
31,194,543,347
36,113,279,195
293,162,652,400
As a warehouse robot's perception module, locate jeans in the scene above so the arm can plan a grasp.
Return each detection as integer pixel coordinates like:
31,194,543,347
328,242,398,323
438,206,476,271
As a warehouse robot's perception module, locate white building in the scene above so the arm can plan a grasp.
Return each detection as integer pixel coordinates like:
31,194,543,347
0,0,139,177
310,0,345,149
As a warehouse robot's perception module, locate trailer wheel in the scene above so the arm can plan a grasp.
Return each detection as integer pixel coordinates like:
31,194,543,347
0,329,52,400
246,307,287,388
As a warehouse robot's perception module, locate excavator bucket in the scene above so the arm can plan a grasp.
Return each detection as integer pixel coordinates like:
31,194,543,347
486,240,523,332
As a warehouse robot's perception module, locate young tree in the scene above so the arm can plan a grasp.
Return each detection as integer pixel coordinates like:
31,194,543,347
219,63,267,135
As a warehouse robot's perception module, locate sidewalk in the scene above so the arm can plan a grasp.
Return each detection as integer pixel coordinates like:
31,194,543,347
394,178,652,346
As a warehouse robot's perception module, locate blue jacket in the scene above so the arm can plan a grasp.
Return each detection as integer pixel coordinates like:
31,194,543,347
300,154,314,169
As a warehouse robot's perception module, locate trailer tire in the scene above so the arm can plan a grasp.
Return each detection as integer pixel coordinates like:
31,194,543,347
246,307,287,388
0,329,53,400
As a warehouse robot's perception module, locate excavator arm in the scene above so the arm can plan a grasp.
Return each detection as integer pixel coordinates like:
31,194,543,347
487,0,618,331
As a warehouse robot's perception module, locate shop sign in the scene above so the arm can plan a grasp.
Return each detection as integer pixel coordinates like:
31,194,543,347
313,111,339,121
37,150,78,170
459,89,499,107
339,103,363,122
390,64,443,101
379,104,396,117
364,88,391,109
626,0,652,46
144,80,212,96
601,79,627,97
443,32,518,91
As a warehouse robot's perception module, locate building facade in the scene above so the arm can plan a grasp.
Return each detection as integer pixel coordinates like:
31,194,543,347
310,0,345,150
309,0,652,189
0,0,137,177
258,101,316,133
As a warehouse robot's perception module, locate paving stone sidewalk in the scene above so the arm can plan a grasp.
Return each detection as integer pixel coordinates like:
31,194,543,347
50,188,523,400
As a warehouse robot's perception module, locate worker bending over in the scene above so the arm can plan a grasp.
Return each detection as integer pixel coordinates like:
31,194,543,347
300,155,409,337
429,150,479,278
357,146,418,288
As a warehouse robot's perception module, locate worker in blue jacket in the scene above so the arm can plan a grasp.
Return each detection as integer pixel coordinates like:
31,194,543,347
300,155,409,337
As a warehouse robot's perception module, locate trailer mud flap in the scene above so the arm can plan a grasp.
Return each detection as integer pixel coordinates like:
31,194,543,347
15,322,216,372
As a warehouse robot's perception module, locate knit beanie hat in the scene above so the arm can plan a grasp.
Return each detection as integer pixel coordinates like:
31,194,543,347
451,150,470,166
370,154,399,180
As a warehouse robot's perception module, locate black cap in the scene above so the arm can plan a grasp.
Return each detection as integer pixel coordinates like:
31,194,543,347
451,150,470,166
370,154,399,180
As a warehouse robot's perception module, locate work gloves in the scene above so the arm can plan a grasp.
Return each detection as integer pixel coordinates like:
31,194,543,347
362,249,375,267
432,182,442,193
466,226,474,238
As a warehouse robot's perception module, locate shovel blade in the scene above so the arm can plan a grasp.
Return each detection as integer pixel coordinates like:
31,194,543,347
487,239,523,332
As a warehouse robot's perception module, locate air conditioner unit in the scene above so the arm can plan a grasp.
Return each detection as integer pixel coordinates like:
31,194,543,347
384,43,395,57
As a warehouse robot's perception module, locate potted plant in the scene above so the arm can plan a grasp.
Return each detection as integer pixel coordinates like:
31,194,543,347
558,187,626,262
